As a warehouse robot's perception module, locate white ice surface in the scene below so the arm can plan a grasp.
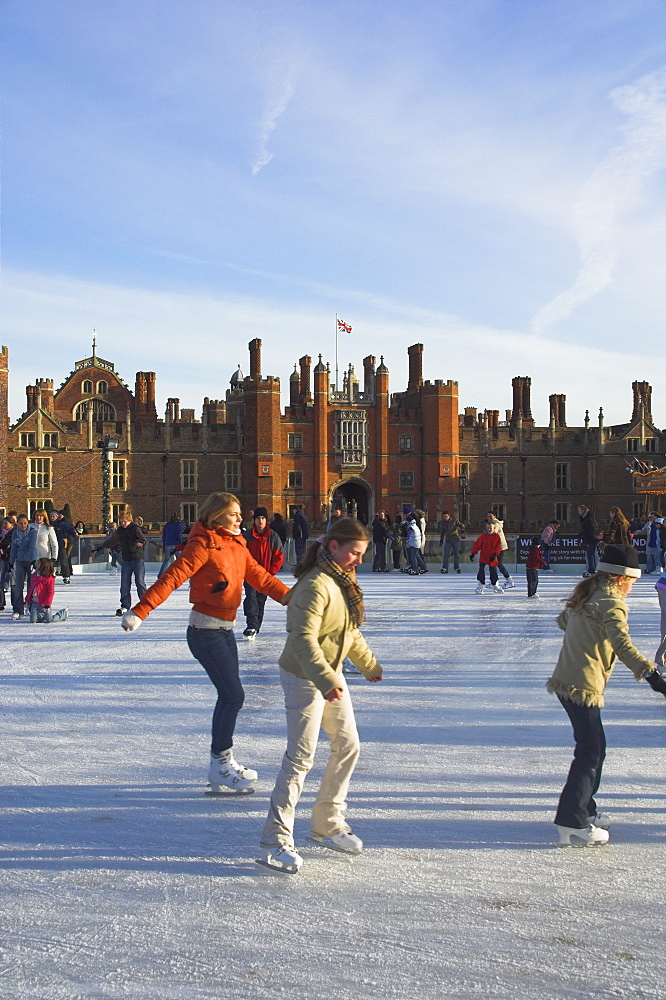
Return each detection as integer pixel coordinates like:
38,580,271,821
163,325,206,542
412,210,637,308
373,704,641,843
1,569,665,1000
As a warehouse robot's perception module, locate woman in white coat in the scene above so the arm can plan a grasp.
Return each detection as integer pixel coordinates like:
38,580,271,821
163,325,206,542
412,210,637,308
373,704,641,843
28,509,58,563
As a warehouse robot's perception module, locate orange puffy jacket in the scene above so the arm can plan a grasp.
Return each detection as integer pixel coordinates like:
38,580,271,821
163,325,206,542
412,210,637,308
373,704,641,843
131,521,289,622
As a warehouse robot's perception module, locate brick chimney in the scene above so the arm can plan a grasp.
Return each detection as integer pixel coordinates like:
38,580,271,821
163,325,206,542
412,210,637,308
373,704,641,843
407,344,424,392
299,355,312,401
249,338,262,381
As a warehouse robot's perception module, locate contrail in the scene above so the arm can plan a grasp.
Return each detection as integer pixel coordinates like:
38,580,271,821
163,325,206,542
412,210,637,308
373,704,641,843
251,75,295,176
532,67,666,336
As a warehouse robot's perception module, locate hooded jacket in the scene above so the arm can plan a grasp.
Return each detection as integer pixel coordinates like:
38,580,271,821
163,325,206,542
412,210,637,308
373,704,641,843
244,524,284,575
130,520,289,622
546,580,654,707
471,532,501,565
26,573,55,607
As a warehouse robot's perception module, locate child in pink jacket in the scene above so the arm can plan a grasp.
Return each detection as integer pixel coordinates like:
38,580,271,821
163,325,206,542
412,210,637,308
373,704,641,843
25,558,68,623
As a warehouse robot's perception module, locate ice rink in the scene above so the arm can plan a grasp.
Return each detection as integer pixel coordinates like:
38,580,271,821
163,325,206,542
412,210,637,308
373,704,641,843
2,567,666,1000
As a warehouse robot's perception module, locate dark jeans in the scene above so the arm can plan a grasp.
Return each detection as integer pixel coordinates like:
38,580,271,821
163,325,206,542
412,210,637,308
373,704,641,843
12,560,33,614
120,559,146,610
294,538,307,563
243,583,268,632
554,696,606,828
57,543,72,580
187,625,245,754
477,563,499,586
541,543,550,569
585,542,597,575
442,538,460,571
0,559,9,608
526,567,539,596
391,547,401,569
496,550,510,580
407,546,426,572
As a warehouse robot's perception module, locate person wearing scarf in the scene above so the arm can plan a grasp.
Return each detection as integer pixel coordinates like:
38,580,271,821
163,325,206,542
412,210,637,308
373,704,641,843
259,517,383,874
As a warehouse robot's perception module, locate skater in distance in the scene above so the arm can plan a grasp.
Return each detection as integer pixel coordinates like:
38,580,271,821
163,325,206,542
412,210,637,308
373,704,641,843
547,544,666,847
120,492,290,795
259,517,383,874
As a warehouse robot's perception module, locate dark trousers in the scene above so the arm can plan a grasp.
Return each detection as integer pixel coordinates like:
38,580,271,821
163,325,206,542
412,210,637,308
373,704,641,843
12,559,33,614
585,543,597,575
57,543,72,580
243,583,268,632
294,538,307,562
526,567,539,596
541,543,550,569
442,538,460,571
496,550,510,580
391,548,401,569
554,696,606,828
120,559,146,610
187,626,245,754
477,563,498,586
372,541,386,571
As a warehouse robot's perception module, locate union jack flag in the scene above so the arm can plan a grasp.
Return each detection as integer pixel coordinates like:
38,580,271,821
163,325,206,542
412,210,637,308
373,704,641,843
337,318,352,334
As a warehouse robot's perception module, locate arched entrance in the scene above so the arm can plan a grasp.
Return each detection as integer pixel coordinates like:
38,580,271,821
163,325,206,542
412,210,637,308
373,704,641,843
330,479,373,525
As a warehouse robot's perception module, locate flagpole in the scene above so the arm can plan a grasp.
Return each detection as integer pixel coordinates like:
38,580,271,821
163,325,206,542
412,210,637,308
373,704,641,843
335,313,339,392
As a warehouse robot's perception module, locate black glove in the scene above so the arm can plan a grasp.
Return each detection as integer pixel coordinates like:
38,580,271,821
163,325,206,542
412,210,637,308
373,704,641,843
645,669,666,697
469,553,475,561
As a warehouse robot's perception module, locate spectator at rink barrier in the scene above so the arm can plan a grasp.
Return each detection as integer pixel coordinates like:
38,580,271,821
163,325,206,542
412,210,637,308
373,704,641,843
9,514,33,618
242,507,284,640
439,512,464,574
371,513,388,572
93,513,146,615
540,520,560,571
640,511,660,575
49,510,76,584
547,544,666,847
470,523,503,594
258,517,382,874
120,492,289,796
25,558,67,623
605,506,630,545
269,513,287,544
158,513,184,577
577,505,599,578
28,509,58,564
525,535,546,598
486,512,514,589
389,517,403,571
292,506,309,563
0,517,14,609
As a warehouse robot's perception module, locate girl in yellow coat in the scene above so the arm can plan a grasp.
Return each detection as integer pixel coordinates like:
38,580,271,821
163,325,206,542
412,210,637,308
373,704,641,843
259,518,383,874
547,544,666,846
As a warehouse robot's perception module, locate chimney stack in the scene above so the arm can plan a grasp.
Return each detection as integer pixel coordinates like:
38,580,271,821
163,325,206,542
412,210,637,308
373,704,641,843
249,338,262,381
407,343,424,392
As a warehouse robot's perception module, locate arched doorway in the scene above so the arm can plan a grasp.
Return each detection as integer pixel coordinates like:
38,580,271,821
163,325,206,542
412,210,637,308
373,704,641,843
330,479,373,525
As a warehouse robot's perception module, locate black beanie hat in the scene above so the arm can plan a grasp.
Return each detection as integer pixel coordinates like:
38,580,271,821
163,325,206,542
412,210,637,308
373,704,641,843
597,543,641,579
253,507,269,520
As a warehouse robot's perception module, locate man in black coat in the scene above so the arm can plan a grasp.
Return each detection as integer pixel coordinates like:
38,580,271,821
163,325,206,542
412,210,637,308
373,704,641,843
371,513,388,572
292,506,309,563
94,513,146,614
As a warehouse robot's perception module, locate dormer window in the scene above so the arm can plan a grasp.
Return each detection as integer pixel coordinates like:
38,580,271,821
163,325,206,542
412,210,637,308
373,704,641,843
97,380,108,394
82,380,93,394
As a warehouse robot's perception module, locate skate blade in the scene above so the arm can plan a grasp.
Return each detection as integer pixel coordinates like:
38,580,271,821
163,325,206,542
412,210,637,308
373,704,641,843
205,785,255,796
254,858,299,875
305,836,362,855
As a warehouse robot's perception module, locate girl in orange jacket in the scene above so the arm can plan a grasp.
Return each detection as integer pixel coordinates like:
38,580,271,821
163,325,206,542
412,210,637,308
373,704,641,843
121,492,290,794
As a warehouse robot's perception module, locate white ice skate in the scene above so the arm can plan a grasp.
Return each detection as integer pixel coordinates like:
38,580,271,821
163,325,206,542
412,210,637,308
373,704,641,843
492,584,505,594
502,577,516,589
243,628,257,640
587,811,611,830
307,830,363,854
474,584,485,595
256,845,303,874
206,752,256,795
555,823,609,847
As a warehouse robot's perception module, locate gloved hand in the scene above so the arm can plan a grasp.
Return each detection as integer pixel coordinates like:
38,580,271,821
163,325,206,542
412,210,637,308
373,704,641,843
469,553,475,561
121,611,142,632
645,669,666,697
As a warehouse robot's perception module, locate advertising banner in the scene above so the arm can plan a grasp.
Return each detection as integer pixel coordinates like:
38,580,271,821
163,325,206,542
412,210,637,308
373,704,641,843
515,534,646,565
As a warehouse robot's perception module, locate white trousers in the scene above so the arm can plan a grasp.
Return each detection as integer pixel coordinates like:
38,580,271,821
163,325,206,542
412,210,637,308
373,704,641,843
260,668,360,849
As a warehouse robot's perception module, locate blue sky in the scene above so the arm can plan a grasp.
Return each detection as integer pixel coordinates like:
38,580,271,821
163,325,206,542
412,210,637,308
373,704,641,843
1,0,665,427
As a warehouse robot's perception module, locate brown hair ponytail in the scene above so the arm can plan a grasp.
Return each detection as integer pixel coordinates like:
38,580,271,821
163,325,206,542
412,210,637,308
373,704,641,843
294,517,370,578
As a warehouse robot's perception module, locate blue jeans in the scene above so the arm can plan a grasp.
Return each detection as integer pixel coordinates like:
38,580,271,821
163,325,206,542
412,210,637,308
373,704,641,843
187,626,245,754
541,543,550,569
294,537,307,562
585,542,598,575
29,603,67,623
646,546,659,574
12,559,33,615
120,559,146,610
442,538,460,571
554,696,606,828
243,584,267,632
158,545,178,577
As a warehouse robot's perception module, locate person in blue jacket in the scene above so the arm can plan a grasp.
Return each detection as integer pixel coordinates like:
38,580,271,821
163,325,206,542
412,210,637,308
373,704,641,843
158,513,184,576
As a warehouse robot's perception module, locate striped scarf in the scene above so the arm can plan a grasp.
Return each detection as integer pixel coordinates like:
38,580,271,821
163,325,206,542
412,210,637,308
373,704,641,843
317,546,365,628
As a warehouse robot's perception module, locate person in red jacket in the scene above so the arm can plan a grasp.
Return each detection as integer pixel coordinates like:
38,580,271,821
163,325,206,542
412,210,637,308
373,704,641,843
242,506,285,640
525,535,547,598
120,492,290,795
470,524,503,594
25,558,68,623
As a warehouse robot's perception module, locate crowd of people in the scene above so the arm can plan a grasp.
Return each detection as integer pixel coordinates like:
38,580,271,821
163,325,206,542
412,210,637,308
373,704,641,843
3,496,666,869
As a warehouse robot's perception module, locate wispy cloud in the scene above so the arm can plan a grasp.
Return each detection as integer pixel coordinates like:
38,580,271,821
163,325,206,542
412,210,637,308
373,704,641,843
250,72,295,175
532,68,666,336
